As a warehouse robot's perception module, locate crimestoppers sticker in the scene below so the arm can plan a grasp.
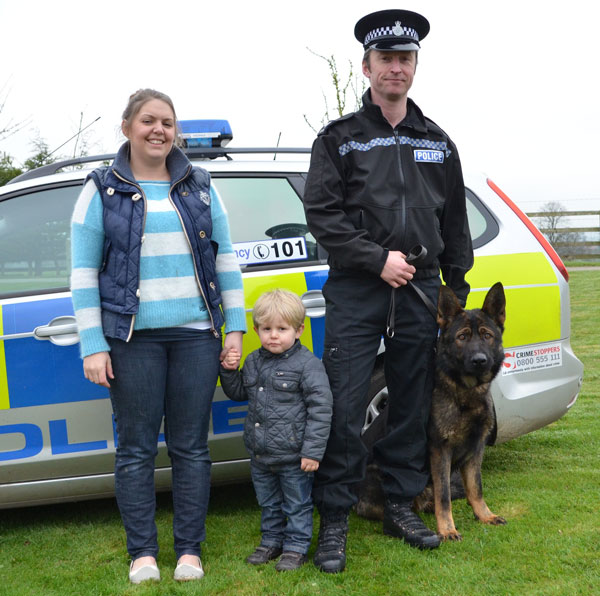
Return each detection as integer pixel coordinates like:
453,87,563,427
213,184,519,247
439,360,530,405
501,343,563,376
233,237,308,266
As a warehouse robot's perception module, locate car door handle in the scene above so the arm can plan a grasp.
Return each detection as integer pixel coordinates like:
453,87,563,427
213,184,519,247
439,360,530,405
33,316,80,346
301,290,325,318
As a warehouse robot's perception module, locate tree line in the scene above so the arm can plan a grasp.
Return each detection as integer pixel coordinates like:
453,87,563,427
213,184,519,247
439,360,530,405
1,84,95,186
1,67,591,259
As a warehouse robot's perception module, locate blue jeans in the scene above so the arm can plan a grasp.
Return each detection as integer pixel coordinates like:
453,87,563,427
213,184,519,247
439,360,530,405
107,330,221,560
250,460,314,554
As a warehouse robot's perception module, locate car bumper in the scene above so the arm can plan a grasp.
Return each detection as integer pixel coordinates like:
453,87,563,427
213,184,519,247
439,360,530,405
492,339,584,443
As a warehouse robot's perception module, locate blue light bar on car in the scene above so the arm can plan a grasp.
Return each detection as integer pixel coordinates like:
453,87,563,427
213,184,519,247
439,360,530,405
178,119,233,148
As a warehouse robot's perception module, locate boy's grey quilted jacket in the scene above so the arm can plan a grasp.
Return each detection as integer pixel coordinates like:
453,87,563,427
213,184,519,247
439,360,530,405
220,341,332,465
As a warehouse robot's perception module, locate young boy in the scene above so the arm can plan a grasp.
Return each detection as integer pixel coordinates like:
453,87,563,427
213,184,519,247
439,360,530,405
220,289,332,571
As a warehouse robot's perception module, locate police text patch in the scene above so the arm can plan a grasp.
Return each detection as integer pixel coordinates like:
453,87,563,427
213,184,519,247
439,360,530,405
414,149,444,163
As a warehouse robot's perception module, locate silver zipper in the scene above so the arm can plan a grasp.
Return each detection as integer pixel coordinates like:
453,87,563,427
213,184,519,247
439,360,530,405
168,170,219,338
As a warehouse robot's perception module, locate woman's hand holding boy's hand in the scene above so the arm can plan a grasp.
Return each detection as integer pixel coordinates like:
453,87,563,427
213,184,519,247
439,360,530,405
220,332,243,370
221,347,241,370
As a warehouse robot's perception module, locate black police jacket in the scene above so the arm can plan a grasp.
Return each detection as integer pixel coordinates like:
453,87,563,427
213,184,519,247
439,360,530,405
303,90,473,304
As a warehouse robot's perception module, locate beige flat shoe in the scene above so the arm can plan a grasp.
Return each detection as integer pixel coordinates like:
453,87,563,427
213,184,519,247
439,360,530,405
129,560,160,584
174,558,204,581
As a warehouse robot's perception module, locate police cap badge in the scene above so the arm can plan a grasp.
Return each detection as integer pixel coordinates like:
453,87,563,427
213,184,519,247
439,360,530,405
354,9,430,51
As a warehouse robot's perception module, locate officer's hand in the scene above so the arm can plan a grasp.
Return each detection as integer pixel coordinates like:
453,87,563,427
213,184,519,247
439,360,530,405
83,351,114,388
380,251,416,288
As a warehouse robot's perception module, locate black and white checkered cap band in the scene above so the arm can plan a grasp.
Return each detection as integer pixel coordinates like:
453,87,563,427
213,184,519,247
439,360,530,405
364,25,419,45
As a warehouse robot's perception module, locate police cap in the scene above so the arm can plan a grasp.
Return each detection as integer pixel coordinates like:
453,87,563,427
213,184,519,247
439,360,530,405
354,9,430,52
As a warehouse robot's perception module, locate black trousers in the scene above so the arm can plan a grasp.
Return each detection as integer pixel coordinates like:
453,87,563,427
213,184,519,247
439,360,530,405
313,270,440,512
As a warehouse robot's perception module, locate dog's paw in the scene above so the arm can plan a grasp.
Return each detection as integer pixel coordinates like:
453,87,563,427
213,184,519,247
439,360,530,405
439,530,462,542
476,513,507,525
354,500,384,521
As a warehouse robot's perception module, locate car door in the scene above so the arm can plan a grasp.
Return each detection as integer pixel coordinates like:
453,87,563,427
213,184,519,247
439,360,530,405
0,181,116,496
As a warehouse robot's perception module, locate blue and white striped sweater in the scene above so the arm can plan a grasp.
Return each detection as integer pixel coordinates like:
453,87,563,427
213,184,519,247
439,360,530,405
71,180,246,358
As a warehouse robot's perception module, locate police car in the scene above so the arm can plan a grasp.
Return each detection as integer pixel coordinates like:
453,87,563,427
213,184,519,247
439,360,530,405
0,121,584,508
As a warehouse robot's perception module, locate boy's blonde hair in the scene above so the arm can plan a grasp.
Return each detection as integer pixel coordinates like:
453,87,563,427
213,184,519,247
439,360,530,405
252,289,306,329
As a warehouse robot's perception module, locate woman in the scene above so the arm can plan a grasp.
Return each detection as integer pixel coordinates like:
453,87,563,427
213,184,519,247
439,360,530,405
70,89,245,583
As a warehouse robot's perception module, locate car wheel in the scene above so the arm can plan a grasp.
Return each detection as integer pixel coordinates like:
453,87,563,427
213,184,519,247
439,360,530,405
360,365,388,452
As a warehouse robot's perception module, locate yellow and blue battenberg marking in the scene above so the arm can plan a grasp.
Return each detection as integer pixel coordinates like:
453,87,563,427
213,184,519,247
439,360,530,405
213,268,328,435
0,297,107,410
0,254,561,419
0,269,327,417
236,269,327,358
303,269,328,358
0,307,9,411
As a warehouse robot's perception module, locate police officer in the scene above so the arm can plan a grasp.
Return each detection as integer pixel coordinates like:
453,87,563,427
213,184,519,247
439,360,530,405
303,9,473,573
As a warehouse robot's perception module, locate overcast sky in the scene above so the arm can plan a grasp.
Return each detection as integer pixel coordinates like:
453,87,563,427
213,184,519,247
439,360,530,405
1,0,598,214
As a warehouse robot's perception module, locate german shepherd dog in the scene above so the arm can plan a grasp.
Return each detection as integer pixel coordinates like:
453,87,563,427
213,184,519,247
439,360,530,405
356,282,507,541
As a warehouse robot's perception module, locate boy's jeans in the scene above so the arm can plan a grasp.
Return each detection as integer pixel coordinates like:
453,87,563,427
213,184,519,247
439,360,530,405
250,460,314,554
108,331,221,560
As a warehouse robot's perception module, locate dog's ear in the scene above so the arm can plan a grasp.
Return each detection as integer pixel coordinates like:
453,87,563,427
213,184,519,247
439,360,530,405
437,285,463,330
481,282,506,329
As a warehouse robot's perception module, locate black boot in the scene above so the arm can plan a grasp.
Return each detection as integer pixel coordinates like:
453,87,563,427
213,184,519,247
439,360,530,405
313,511,349,573
383,498,440,549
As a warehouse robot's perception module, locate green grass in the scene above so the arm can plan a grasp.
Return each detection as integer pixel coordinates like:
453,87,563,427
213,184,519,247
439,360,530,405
1,272,598,596
565,259,600,268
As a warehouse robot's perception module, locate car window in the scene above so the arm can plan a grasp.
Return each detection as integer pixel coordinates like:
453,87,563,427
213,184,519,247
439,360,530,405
0,184,81,297
465,188,499,249
212,176,318,267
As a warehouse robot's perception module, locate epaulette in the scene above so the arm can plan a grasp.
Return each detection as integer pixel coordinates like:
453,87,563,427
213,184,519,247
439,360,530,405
317,112,355,136
421,114,450,141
